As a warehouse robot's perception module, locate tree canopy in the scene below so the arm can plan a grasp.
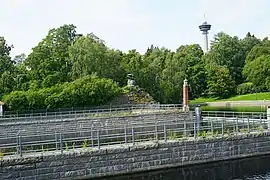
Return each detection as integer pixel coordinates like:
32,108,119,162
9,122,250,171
1,24,270,111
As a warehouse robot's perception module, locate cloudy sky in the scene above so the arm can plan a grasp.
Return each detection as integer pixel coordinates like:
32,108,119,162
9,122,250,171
1,0,269,57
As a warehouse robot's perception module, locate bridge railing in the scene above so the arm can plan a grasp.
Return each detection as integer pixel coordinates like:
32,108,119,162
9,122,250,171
0,104,182,121
0,114,269,159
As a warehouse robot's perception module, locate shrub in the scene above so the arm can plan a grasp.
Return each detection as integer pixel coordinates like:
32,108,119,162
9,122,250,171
3,75,121,111
236,82,262,95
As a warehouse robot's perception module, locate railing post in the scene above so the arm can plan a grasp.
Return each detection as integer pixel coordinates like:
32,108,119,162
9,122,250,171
17,131,22,158
247,117,250,133
164,123,167,142
184,119,187,137
124,125,127,144
211,118,214,135
91,125,94,147
97,130,100,149
236,117,239,135
60,132,63,154
221,118,224,136
155,121,158,140
132,127,135,146
55,131,58,150
194,117,197,139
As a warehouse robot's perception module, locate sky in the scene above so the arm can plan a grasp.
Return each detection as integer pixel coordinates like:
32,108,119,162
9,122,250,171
1,0,270,57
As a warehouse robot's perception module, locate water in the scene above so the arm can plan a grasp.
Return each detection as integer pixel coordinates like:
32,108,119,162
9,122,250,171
94,155,270,180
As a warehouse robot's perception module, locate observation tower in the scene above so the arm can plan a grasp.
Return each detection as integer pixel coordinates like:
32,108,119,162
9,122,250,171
199,20,211,52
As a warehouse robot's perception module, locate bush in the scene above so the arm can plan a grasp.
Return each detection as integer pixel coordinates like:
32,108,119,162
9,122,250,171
2,75,121,111
236,82,262,95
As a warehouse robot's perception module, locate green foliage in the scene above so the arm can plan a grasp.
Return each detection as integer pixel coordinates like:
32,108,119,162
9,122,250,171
190,97,218,104
25,24,77,84
3,75,121,111
239,128,249,133
65,143,69,151
0,151,4,160
236,82,260,95
192,92,270,103
168,131,183,140
204,32,246,85
161,44,205,102
205,65,235,98
69,34,125,85
198,131,211,138
1,23,270,110
82,140,88,149
256,125,265,131
243,55,270,90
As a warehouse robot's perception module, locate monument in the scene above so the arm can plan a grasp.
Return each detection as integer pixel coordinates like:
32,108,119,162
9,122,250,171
127,73,136,88
0,101,4,116
182,79,189,112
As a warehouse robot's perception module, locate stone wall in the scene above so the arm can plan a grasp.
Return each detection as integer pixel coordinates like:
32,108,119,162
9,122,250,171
1,132,270,180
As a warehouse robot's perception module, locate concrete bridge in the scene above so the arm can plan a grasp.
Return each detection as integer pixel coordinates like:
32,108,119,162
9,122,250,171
0,104,270,179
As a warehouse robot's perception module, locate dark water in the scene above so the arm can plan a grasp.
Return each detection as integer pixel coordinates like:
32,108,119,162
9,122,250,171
96,155,270,180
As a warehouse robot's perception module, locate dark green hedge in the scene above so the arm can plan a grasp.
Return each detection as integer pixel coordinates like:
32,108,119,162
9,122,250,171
2,75,121,111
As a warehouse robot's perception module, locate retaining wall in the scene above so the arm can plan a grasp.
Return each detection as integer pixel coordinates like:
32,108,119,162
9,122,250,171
1,132,270,180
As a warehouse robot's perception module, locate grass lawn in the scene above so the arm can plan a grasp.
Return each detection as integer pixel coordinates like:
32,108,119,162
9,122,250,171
190,92,270,104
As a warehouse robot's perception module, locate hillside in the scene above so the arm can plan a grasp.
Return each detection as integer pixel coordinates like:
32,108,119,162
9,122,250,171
190,92,270,104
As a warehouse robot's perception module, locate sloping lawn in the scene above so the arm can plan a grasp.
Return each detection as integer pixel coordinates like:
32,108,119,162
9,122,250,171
226,92,270,101
190,92,270,103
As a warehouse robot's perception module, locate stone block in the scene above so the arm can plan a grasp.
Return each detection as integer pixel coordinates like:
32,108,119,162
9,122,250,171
35,172,61,180
20,169,37,177
0,171,19,179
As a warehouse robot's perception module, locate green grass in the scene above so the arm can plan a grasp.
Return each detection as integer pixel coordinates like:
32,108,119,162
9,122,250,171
226,92,270,101
190,92,270,104
190,97,218,104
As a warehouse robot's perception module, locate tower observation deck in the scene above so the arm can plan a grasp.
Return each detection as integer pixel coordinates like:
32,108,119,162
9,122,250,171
199,21,211,52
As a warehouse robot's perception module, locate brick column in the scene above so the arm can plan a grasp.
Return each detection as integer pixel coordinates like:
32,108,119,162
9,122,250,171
182,79,189,112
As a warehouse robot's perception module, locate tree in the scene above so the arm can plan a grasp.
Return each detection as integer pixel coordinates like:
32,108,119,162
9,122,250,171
243,55,270,90
204,32,245,85
0,37,16,94
205,65,235,98
121,49,143,86
69,33,126,84
241,32,261,57
25,24,77,85
0,37,14,75
161,44,205,103
140,46,171,102
245,39,270,63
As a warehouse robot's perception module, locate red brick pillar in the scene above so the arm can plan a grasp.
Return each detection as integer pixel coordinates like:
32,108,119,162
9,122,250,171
182,79,189,112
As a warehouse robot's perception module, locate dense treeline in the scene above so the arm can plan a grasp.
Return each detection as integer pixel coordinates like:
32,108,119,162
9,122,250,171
0,24,269,111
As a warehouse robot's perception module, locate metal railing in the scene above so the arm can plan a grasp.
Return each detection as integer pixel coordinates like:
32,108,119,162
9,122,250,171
0,111,188,138
202,111,266,119
0,113,268,159
0,104,182,120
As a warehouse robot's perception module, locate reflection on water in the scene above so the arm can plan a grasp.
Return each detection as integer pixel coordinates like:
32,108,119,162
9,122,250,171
95,155,270,180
